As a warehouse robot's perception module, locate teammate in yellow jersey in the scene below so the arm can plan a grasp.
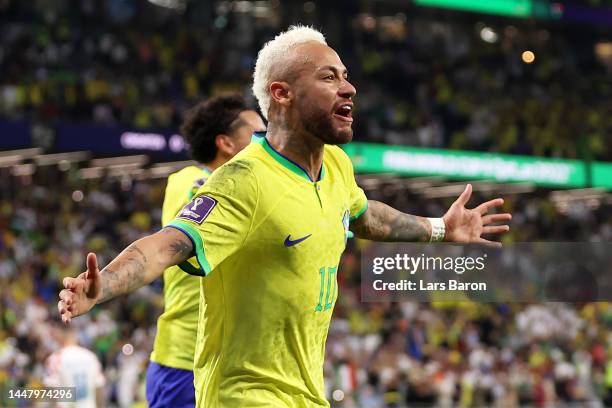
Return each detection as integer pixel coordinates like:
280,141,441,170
59,26,512,407
147,95,266,408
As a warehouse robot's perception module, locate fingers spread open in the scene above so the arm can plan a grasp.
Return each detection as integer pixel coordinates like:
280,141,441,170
482,225,510,235
475,198,504,215
477,238,503,248
85,253,99,280
482,213,512,224
456,184,473,207
58,300,72,324
63,277,77,289
59,289,74,301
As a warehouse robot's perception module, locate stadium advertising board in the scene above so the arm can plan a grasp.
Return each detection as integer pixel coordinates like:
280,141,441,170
0,120,31,148
593,162,612,189
415,0,531,17
4,119,610,190
55,123,189,159
415,0,612,24
343,142,587,188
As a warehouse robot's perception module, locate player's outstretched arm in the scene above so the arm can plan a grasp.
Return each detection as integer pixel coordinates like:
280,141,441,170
351,184,511,247
58,227,193,323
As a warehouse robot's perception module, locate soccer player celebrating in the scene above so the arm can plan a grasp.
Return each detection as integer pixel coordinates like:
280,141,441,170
143,95,265,407
59,26,511,407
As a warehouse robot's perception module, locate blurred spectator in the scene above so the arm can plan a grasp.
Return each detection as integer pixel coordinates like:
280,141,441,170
44,325,106,407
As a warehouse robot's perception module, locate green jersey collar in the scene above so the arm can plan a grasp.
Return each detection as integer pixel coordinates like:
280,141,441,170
201,166,213,177
253,135,325,182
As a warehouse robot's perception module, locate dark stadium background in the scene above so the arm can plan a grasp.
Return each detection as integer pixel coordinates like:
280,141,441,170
0,0,611,406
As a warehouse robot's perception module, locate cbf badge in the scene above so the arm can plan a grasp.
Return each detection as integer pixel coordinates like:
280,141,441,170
177,195,217,224
342,209,351,245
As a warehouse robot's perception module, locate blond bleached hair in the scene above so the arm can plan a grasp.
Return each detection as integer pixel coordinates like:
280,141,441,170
252,25,326,119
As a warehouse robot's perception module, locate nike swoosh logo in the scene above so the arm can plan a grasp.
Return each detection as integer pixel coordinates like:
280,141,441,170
284,234,312,247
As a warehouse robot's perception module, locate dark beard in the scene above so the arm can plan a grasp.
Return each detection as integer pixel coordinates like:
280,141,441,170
297,100,353,145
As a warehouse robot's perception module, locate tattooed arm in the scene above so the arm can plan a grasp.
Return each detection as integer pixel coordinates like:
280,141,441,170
351,185,511,246
351,200,432,242
58,227,193,323
96,228,192,303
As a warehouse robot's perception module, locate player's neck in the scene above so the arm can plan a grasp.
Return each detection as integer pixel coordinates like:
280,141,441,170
266,124,324,182
205,157,225,172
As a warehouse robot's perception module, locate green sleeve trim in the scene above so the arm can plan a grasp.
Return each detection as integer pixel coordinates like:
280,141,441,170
350,199,369,222
166,220,212,276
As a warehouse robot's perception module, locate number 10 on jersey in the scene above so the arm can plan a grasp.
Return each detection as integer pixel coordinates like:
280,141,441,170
315,266,337,312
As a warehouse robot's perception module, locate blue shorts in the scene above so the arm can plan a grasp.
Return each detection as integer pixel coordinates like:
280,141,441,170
146,361,195,408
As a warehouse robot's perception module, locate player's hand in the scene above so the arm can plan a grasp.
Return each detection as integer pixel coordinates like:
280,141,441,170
442,184,512,247
58,252,102,324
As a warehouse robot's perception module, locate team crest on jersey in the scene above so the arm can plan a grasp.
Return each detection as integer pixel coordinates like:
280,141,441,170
177,195,217,224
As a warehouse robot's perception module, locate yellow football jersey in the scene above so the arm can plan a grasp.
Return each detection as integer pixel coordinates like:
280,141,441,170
150,165,211,371
168,136,368,407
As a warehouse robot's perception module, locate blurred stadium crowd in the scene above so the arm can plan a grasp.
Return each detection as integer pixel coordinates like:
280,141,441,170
0,167,610,407
1,0,611,160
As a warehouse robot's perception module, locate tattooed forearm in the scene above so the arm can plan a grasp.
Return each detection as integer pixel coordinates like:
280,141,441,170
94,228,194,304
169,238,193,261
351,200,431,242
99,268,119,303
97,244,148,303
126,244,147,263
161,227,194,263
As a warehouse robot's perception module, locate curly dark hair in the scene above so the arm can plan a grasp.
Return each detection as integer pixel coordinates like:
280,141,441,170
180,94,249,164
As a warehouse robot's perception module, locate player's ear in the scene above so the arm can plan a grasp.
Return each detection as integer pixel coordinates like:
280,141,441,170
269,81,293,108
215,134,234,158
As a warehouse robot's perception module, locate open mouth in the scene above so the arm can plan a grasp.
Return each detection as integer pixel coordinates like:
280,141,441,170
333,104,353,123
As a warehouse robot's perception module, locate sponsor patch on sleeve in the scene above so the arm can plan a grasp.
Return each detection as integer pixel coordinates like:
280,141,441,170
177,195,217,224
